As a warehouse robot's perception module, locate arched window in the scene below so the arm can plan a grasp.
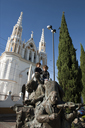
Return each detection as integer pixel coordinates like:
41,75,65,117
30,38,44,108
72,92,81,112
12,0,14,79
18,46,21,54
29,51,32,61
24,49,27,59
40,57,43,65
11,47,13,52
17,32,19,36
15,44,18,53
14,44,17,52
34,52,36,63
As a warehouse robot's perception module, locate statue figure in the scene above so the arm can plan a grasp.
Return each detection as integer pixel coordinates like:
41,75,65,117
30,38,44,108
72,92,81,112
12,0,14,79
35,91,78,128
16,110,23,128
24,72,45,106
44,80,64,101
11,72,85,128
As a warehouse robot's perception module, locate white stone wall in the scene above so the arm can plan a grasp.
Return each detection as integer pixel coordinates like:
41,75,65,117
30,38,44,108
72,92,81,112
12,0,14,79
0,52,36,100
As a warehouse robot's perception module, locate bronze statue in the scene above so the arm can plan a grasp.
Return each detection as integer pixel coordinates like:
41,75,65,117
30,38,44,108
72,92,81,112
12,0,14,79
25,73,45,106
12,72,85,128
35,91,78,128
16,110,23,128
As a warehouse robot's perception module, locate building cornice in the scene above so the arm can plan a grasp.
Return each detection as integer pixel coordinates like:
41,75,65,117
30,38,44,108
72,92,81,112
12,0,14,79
0,52,21,59
0,51,36,66
0,79,17,83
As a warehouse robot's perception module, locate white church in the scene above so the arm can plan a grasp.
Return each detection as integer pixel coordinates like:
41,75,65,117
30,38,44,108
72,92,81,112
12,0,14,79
0,12,47,100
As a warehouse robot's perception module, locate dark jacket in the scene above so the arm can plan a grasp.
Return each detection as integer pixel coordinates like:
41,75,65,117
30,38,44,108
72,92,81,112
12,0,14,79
42,71,50,79
34,67,42,74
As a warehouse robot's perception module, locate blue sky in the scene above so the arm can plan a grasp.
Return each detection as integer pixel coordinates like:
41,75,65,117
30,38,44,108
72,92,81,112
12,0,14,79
0,0,85,81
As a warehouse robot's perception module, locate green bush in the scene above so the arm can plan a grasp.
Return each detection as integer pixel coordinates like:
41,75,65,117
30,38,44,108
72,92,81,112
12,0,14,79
71,123,75,128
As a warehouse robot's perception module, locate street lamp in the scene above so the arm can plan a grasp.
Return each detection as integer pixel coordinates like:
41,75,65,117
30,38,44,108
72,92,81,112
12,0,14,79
47,25,56,81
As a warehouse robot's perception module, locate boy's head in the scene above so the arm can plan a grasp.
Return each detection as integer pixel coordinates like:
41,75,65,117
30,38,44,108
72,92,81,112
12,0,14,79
36,62,41,68
43,65,48,71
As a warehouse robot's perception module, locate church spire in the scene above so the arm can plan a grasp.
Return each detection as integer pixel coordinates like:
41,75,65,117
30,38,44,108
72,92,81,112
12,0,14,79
39,29,46,53
16,12,23,27
5,12,23,53
40,29,45,42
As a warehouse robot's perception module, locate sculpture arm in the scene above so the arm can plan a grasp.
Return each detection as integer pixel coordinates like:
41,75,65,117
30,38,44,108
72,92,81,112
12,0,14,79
37,115,50,123
31,94,45,104
36,105,59,123
37,113,60,123
36,105,50,123
65,111,77,123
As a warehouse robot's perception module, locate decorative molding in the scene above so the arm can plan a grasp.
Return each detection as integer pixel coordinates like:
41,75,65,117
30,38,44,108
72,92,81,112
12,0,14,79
0,91,23,107
0,79,17,83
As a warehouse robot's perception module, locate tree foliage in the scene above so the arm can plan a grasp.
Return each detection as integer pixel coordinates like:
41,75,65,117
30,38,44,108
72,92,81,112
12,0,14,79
80,43,85,103
57,13,82,103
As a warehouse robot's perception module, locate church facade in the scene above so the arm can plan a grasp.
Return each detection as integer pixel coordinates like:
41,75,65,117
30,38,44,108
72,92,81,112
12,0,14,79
0,12,47,100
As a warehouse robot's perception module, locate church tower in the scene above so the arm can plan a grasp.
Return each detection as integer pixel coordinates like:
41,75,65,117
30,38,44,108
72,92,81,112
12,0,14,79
39,29,47,65
5,12,23,54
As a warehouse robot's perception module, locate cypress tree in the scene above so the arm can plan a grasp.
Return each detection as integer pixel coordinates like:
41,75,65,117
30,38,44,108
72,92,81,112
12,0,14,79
57,12,82,103
80,43,85,103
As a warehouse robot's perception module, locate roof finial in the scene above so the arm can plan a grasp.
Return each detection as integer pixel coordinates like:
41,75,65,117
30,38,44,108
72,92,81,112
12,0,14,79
17,12,23,26
31,31,34,38
40,29,45,42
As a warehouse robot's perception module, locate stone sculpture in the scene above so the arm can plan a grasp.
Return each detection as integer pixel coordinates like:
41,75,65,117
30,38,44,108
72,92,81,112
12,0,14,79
12,72,85,128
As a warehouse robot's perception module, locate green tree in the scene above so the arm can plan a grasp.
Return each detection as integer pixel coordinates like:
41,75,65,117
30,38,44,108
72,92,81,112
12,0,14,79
57,12,82,103
80,43,85,103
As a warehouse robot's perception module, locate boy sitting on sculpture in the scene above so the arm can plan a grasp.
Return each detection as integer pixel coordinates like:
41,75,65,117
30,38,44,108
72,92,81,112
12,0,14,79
33,62,50,84
34,62,42,74
41,65,50,84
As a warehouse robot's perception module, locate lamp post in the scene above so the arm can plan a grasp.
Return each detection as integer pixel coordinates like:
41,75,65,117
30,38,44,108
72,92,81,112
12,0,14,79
47,25,56,81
